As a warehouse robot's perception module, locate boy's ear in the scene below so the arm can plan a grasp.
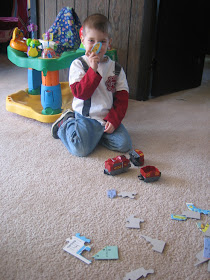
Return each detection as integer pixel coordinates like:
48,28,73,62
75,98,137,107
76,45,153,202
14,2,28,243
81,35,84,44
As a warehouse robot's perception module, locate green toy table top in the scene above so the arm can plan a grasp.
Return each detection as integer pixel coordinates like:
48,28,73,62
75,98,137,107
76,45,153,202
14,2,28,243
7,46,118,76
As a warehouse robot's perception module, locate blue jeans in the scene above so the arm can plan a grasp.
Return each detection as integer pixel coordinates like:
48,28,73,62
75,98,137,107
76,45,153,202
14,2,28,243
57,112,132,157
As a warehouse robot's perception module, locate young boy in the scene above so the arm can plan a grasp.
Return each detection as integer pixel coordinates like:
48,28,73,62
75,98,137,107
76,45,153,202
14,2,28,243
51,14,132,157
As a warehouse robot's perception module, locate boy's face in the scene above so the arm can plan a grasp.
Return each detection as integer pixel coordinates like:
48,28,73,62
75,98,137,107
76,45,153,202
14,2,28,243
81,27,112,61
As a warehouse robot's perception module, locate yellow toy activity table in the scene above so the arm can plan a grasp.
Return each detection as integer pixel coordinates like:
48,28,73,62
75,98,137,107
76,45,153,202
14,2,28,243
6,46,118,123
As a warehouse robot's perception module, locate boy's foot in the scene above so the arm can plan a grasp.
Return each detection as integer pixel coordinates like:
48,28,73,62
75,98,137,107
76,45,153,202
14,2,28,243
51,109,75,139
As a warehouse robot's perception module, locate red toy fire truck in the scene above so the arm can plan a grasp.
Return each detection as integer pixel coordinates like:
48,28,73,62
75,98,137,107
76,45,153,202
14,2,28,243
129,149,144,166
104,155,131,176
138,166,161,182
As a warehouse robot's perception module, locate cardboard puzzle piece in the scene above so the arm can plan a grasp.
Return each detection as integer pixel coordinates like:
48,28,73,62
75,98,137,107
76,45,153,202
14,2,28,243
107,189,117,198
123,267,154,280
118,191,137,199
63,233,92,265
203,225,210,237
203,237,210,259
141,235,166,253
194,249,209,266
126,215,144,229
182,210,201,219
93,246,119,260
171,214,187,221
186,203,210,215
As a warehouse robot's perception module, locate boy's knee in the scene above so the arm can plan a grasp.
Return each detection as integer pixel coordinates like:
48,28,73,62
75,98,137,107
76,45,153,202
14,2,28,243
118,138,132,153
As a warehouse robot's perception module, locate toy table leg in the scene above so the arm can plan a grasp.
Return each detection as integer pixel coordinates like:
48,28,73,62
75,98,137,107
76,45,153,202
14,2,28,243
41,70,62,115
28,68,42,95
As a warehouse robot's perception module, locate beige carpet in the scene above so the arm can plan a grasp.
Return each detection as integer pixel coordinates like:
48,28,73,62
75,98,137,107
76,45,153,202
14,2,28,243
0,53,209,280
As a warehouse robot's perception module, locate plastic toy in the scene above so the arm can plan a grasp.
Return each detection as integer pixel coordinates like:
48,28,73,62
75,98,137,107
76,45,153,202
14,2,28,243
186,203,210,215
10,27,27,52
123,267,154,280
91,42,102,54
126,215,144,229
171,214,187,221
107,189,117,198
26,38,41,57
138,166,161,182
93,246,119,260
104,155,131,176
129,149,144,166
141,235,166,253
63,233,92,265
118,191,137,199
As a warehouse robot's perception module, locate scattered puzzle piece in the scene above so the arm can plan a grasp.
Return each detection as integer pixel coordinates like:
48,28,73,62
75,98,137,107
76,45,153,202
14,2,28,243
182,210,201,219
63,233,92,265
194,249,209,266
93,246,119,260
141,235,166,253
203,237,210,259
123,267,154,280
118,191,137,199
186,203,210,215
126,215,144,229
171,214,187,221
107,189,117,199
203,225,210,237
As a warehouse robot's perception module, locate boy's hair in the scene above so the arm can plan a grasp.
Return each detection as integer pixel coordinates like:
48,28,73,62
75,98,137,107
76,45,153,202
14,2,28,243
83,14,112,38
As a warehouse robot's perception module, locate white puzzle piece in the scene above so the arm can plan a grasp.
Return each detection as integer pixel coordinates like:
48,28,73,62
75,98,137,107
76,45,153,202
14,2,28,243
194,249,209,266
126,215,144,229
182,210,200,219
118,191,137,199
141,235,166,253
63,233,92,264
123,267,154,280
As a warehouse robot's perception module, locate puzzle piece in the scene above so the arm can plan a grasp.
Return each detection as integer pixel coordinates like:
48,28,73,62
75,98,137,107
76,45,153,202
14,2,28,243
194,249,209,266
171,214,187,221
182,210,200,219
63,233,92,264
203,225,210,237
118,191,137,199
93,246,119,260
123,267,154,280
141,235,166,253
91,42,102,54
126,215,144,229
107,189,117,198
186,203,210,215
204,237,210,259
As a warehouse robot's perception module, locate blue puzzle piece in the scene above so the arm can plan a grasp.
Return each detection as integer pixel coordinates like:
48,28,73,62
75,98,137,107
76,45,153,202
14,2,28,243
203,237,210,259
107,189,117,199
75,233,91,243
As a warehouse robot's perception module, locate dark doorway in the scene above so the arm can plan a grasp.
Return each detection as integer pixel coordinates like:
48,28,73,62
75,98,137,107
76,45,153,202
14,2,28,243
137,0,210,100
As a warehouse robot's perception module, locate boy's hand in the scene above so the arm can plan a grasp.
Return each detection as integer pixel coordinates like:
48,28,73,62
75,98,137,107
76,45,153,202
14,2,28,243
104,121,115,134
86,51,100,72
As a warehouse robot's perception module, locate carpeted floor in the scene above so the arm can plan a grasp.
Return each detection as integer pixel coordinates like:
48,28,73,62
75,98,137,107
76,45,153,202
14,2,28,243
0,53,209,280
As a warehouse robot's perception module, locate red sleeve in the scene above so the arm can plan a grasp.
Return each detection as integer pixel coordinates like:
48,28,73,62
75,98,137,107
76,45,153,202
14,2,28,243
104,90,129,129
70,67,102,100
